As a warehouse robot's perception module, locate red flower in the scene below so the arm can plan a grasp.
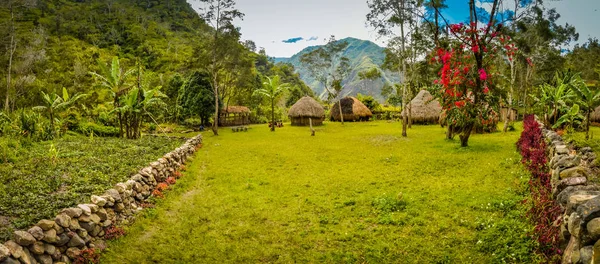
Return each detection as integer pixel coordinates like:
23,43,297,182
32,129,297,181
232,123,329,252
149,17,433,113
454,101,465,108
483,86,489,94
478,69,488,81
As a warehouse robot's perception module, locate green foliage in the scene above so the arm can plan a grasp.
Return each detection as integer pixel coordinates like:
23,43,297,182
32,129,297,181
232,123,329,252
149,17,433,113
357,93,381,112
0,134,184,241
178,71,215,126
76,122,119,137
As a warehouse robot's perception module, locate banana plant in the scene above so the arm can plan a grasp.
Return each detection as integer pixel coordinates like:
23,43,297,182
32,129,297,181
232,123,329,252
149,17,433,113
553,103,583,131
570,74,600,139
113,86,166,139
531,72,576,126
32,87,87,135
253,75,289,131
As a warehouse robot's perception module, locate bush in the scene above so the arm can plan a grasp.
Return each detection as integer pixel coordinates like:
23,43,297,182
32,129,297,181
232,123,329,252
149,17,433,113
76,122,120,137
74,248,100,264
183,117,202,128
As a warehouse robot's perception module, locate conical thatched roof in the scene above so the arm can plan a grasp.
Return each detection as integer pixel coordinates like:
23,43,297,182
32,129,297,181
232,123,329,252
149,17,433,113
330,97,373,121
402,90,442,124
288,96,324,118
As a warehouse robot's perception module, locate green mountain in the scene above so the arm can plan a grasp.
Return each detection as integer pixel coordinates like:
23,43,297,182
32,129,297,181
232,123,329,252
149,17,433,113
274,37,400,102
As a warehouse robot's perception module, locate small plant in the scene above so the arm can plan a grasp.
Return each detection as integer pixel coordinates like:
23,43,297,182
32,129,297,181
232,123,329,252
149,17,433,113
152,189,164,198
156,182,169,191
140,202,155,209
73,248,100,264
166,177,176,185
173,170,183,179
48,144,59,164
179,165,187,172
104,225,126,240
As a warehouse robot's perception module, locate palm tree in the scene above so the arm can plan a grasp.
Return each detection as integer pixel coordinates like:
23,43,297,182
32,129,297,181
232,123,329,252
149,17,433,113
115,85,166,139
32,87,87,135
89,57,135,138
532,73,576,126
571,74,600,139
254,75,289,131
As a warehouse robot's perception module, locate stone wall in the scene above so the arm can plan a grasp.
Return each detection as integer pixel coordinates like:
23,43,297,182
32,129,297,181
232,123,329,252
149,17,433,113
540,126,600,263
0,134,202,264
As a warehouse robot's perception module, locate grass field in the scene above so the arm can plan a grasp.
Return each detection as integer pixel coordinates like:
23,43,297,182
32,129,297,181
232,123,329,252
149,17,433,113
0,133,185,241
101,121,537,263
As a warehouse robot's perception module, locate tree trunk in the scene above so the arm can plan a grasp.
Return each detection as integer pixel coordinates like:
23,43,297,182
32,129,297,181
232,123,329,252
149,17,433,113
50,111,54,136
211,4,221,136
399,0,407,137
338,98,344,124
587,110,591,140
309,118,315,136
446,124,454,140
408,100,412,128
459,123,474,147
271,98,275,132
5,12,15,113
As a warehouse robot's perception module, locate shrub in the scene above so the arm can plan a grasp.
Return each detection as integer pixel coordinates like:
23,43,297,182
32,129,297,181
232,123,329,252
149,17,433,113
156,182,169,191
183,117,202,128
104,226,126,240
166,177,176,185
372,195,406,214
151,189,164,198
76,122,120,137
74,248,100,264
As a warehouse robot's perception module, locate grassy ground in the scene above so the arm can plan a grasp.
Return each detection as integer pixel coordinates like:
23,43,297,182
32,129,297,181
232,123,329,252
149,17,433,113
101,121,536,263
0,133,185,240
563,126,600,153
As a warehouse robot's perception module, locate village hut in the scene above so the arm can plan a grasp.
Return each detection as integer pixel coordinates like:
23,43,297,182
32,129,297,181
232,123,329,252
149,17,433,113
288,96,325,126
330,97,373,122
500,106,518,122
402,90,442,124
219,106,250,126
591,106,600,124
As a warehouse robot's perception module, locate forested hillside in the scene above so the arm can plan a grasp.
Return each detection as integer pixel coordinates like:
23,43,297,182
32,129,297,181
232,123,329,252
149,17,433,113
276,37,400,102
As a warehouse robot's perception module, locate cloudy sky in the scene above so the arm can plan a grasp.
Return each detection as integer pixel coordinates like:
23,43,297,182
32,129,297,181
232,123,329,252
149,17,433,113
189,0,600,58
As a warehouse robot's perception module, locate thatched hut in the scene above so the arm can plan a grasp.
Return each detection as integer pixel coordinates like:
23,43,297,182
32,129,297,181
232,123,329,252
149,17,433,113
330,97,373,122
591,106,600,124
288,96,325,126
219,106,250,126
402,90,442,124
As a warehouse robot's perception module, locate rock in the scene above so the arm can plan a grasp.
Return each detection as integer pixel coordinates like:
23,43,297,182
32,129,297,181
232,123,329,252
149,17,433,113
77,204,92,216
30,242,45,255
69,218,81,230
560,166,587,179
67,234,85,248
556,145,569,154
569,213,583,238
27,226,44,241
555,177,588,198
4,241,23,259
41,229,57,244
582,246,594,264
115,203,125,212
90,214,101,224
49,249,61,261
13,231,36,246
55,234,69,247
90,195,107,207
564,236,578,263
87,204,99,213
35,254,52,264
78,215,90,223
91,239,107,251
115,183,127,193
578,196,600,224
96,209,108,221
593,239,600,264
76,229,88,240
557,155,581,169
52,224,63,235
60,208,82,218
79,222,95,233
589,218,600,241
0,257,20,264
65,247,80,259
36,221,54,231
567,194,598,215
0,244,10,261
102,220,113,228
19,248,35,264
558,186,600,206
106,189,121,202
54,214,70,228
43,244,55,256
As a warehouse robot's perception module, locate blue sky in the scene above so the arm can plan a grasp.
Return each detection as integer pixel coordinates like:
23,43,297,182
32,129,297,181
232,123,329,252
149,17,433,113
189,0,600,58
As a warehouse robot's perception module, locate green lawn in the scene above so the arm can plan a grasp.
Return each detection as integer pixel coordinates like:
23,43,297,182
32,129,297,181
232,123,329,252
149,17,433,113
101,121,536,263
0,133,185,241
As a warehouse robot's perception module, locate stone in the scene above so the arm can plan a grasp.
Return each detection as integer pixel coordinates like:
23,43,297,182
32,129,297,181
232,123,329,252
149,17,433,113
77,204,91,216
564,236,578,264
115,203,125,212
115,183,127,193
106,189,121,202
76,229,88,240
593,239,600,264
54,214,70,228
102,220,112,228
555,155,581,169
42,229,57,244
569,212,583,238
13,231,36,246
4,241,23,259
554,177,588,198
91,226,101,237
567,194,598,215
30,241,45,255
90,239,107,251
558,186,600,206
55,234,69,247
0,257,19,264
36,220,54,231
43,244,55,256
69,218,80,230
582,246,594,264
589,218,600,240
49,250,61,261
90,195,107,207
87,204,98,213
556,144,569,154
0,244,10,261
60,208,82,218
560,166,587,179
65,247,80,259
78,215,90,223
52,224,63,235
67,234,85,248
19,248,35,264
90,214,101,224
96,209,108,221
35,254,52,264
79,222,95,233
27,226,44,241
578,196,600,224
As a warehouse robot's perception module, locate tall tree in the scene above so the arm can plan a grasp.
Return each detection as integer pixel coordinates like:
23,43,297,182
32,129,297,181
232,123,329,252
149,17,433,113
300,36,350,124
367,0,421,137
253,75,288,131
198,0,244,136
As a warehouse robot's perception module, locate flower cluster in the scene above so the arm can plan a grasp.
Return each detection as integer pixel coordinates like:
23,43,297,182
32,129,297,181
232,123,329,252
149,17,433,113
103,225,126,241
74,248,100,264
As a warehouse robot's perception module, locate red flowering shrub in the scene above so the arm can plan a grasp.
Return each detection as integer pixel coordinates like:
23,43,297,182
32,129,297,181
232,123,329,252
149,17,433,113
152,189,164,198
166,177,176,185
156,182,169,191
140,202,155,209
173,170,183,179
104,225,126,240
517,114,562,261
74,248,100,264
179,165,187,172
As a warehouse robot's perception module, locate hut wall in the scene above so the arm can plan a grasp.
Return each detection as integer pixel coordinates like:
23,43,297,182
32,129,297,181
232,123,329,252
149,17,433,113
291,117,323,126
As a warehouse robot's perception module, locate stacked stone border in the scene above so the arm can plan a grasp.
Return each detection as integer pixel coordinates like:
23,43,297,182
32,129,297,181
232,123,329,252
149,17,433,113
0,134,202,264
538,122,600,263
